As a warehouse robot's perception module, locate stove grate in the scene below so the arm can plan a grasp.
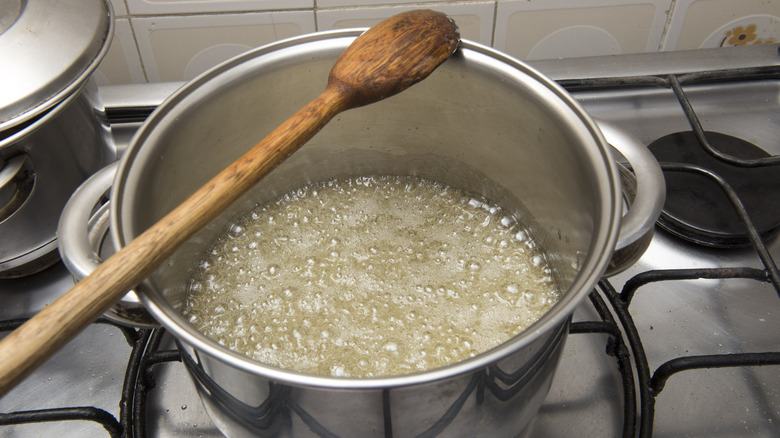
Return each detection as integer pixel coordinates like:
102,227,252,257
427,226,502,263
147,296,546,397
0,318,140,437
583,66,780,437
0,406,122,437
667,74,780,168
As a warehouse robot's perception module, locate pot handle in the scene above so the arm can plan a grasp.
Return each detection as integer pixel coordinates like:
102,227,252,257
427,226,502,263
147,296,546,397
57,162,159,328
596,120,665,275
58,162,116,280
0,154,35,223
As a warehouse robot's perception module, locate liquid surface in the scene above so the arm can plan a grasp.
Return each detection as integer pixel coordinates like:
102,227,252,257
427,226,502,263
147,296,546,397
183,176,560,377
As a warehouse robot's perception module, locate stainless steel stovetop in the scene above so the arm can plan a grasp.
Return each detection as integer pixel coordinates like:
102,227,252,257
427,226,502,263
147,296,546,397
1,44,778,437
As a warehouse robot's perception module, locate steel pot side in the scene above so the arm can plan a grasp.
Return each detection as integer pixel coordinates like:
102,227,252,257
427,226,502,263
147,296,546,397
112,32,625,437
175,317,570,437
0,79,112,276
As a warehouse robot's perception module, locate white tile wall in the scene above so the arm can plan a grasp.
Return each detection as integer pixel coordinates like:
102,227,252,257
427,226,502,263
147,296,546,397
95,18,146,85
316,2,495,46
318,0,423,6
108,0,127,16
126,0,313,15
133,11,315,82
95,0,780,85
495,0,671,60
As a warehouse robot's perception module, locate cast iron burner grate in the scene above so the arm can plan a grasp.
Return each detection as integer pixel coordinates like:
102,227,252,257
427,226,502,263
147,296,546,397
647,131,780,247
559,64,780,437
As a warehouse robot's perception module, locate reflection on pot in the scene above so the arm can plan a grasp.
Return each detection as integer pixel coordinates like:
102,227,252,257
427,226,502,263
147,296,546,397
180,321,568,437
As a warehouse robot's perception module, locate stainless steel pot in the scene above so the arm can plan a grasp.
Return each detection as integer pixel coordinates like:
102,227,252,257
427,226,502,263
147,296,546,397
61,30,664,437
0,0,113,277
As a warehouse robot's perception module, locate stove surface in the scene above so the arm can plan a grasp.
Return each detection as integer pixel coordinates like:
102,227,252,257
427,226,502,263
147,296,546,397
1,45,778,437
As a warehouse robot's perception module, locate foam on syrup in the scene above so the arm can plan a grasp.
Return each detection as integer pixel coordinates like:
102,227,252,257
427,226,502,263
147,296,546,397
182,176,560,377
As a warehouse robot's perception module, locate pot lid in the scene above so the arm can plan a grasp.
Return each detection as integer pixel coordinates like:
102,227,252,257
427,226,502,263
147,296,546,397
0,0,112,130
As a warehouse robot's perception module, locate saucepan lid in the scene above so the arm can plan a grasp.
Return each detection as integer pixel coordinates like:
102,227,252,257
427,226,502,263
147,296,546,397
0,0,112,131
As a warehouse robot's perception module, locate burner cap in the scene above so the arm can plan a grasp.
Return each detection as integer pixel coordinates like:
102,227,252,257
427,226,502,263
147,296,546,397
648,131,780,248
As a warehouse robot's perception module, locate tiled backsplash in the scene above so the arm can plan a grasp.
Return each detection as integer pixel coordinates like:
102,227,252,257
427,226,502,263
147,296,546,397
96,0,779,85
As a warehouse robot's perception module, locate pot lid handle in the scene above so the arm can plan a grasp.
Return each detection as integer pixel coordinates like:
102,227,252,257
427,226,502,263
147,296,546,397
0,0,112,130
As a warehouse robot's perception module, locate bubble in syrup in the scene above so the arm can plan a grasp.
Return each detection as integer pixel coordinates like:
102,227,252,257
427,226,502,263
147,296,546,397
228,224,244,238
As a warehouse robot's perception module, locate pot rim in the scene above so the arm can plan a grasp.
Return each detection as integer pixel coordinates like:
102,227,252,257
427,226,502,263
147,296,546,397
117,29,621,390
0,79,94,149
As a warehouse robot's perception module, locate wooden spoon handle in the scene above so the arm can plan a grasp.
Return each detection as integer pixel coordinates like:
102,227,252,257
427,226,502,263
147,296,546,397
0,8,459,397
0,86,349,396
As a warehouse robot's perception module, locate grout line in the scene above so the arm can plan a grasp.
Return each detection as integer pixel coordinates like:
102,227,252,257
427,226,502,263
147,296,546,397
658,0,679,52
126,17,149,83
120,0,149,82
313,0,320,31
490,0,498,47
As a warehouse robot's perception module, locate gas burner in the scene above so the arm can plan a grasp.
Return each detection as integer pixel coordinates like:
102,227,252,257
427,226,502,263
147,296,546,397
648,131,780,248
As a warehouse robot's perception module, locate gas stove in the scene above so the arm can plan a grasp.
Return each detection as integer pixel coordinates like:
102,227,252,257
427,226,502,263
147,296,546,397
1,44,778,437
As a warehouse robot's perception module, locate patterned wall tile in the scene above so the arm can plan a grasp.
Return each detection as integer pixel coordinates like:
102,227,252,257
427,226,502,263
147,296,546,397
664,0,779,50
133,11,315,82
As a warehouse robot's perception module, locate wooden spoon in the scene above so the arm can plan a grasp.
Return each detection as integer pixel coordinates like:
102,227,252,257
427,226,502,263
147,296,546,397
0,9,459,396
